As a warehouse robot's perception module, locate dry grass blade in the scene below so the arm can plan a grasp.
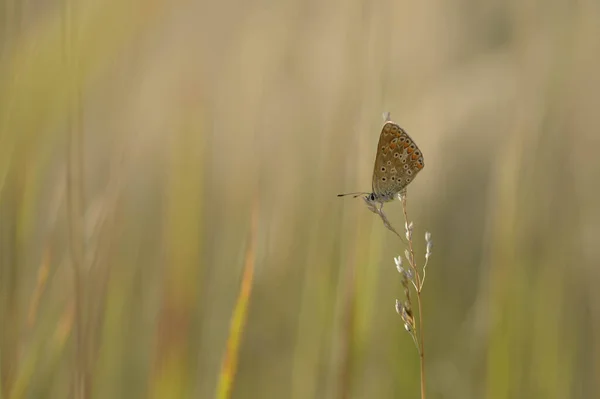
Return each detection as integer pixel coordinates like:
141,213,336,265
216,200,259,399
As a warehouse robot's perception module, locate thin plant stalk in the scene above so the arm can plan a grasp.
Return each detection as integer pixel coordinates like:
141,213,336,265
401,195,426,399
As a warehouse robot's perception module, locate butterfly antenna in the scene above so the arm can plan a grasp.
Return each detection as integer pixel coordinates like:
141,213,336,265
337,192,369,198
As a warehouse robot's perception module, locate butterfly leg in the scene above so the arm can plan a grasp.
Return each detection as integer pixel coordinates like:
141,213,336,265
362,195,378,214
397,188,407,201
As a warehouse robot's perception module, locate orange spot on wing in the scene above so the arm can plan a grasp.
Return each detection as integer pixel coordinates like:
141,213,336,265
411,153,418,160
389,143,396,150
407,147,414,154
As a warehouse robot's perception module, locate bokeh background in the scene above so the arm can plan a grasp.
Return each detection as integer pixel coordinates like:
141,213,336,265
1,0,599,398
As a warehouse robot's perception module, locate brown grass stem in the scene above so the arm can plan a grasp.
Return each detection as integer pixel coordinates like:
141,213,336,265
401,195,426,399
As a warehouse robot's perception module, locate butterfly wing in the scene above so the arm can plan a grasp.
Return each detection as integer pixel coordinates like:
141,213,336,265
372,120,424,198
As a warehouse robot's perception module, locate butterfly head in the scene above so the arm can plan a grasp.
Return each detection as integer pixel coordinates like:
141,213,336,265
365,191,395,203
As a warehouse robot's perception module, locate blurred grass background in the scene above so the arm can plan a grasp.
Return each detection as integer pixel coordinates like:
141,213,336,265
1,0,599,398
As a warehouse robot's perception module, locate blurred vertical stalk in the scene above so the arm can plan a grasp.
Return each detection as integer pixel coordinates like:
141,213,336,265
63,0,87,397
337,259,357,399
151,116,203,398
0,158,23,399
0,1,22,396
484,75,530,399
216,200,258,399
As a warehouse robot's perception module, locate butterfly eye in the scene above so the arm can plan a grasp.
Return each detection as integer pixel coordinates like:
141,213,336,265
387,160,392,166
381,177,387,182
391,138,398,144
402,159,407,164
410,144,415,149
407,170,412,175
406,177,411,183
394,153,400,158
391,176,395,181
399,137,405,142
415,151,420,156
403,164,409,169
370,193,375,201
381,167,386,172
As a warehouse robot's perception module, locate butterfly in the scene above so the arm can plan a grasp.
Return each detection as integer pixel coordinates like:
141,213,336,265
338,113,424,214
